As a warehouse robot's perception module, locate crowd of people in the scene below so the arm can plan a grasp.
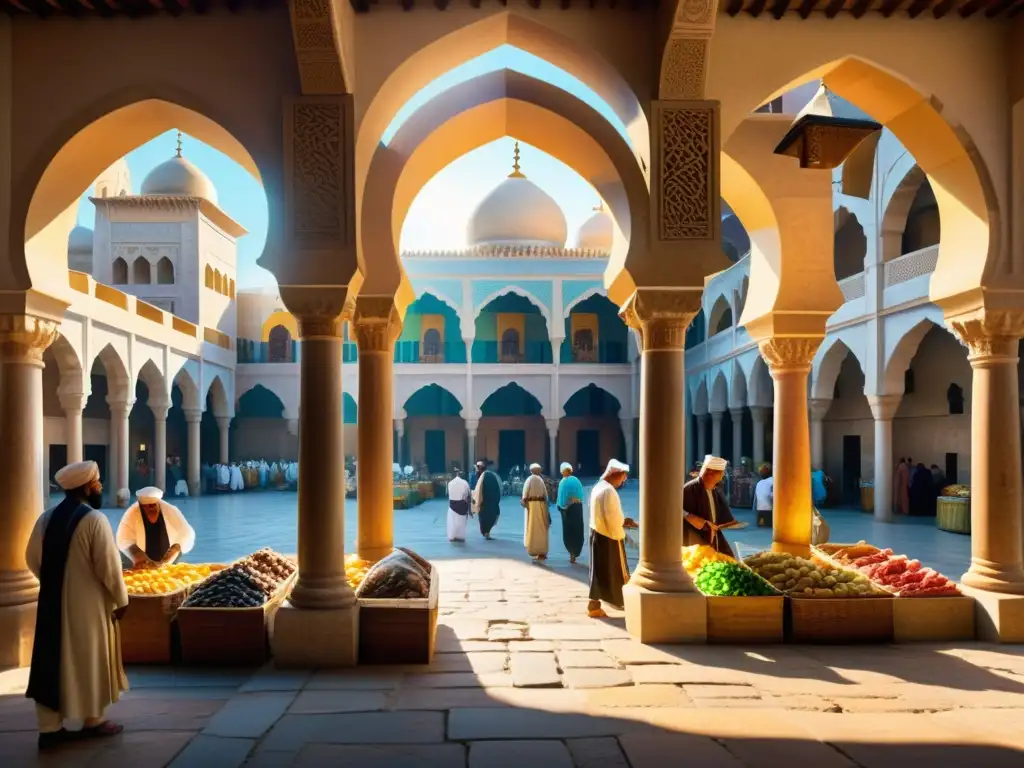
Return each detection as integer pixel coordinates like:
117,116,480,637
198,460,299,495
893,457,948,517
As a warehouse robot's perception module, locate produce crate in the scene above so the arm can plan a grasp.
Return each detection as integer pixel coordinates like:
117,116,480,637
358,565,439,665
119,588,189,664
787,595,895,643
706,596,784,644
893,594,975,642
177,571,297,666
937,497,970,534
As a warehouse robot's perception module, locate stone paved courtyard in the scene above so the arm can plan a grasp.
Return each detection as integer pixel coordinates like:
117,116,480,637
4,488,1010,766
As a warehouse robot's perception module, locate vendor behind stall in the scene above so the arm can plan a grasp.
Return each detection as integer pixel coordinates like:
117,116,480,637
683,455,737,557
116,487,196,568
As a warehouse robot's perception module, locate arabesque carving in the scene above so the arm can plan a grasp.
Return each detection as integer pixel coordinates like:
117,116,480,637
289,0,346,95
657,104,715,240
619,289,700,352
758,337,823,375
948,311,1024,362
0,315,60,365
286,99,351,245
660,38,707,101
353,297,403,352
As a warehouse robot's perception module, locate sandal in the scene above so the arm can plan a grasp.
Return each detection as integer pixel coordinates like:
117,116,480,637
38,729,71,751
79,721,124,739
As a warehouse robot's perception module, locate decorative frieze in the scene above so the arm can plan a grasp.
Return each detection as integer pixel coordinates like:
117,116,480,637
289,0,347,95
653,101,719,242
402,244,608,260
0,315,60,365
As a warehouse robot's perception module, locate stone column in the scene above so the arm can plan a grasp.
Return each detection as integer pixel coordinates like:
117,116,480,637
948,313,1024,598
546,419,559,476
759,338,821,558
286,418,299,437
216,416,230,465
152,404,168,492
620,416,635,470
750,406,768,466
0,315,58,667
107,398,132,507
59,391,86,465
729,407,744,469
619,290,704,642
808,398,832,471
710,410,723,458
866,395,900,524
695,413,708,460
465,418,478,468
353,297,402,563
184,409,202,496
394,418,405,466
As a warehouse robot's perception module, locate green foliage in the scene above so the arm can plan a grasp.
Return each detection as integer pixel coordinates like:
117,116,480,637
695,560,777,597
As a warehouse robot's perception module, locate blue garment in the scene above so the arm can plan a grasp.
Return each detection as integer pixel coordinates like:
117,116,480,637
556,475,585,509
811,470,827,506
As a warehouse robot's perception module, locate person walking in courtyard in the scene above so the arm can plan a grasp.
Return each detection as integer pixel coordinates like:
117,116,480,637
26,461,129,750
446,468,472,543
556,462,585,564
472,460,502,540
469,460,485,493
683,455,737,557
587,459,631,618
894,457,910,515
522,463,551,562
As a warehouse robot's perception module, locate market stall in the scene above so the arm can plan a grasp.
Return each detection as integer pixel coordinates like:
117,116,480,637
937,485,970,534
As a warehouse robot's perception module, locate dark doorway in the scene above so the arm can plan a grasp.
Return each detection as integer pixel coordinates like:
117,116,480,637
424,430,446,474
498,430,526,476
945,453,958,485
48,444,67,495
842,435,861,504
83,444,108,503
576,429,601,477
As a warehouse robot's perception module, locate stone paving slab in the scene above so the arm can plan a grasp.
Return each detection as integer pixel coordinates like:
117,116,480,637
259,712,446,751
304,671,404,690
566,737,631,768
467,740,573,768
618,731,743,767
560,668,633,689
292,744,467,768
556,650,618,668
203,692,295,739
446,707,644,740
403,672,513,688
510,652,561,688
288,690,389,714
168,734,254,768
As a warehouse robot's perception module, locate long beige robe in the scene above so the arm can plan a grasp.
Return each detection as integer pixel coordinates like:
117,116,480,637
522,474,550,557
26,509,129,720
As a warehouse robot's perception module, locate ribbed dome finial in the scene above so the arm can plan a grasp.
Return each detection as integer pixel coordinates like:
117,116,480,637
509,141,525,179
175,130,183,158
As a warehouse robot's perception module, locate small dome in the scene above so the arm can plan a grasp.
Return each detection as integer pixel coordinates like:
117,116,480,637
140,133,217,203
68,225,93,254
576,205,613,252
466,142,567,248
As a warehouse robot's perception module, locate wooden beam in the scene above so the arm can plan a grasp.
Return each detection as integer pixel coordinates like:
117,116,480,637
400,0,412,9
769,0,789,19
51,0,83,15
527,0,541,7
907,0,930,17
433,0,448,8
350,0,371,11
850,0,873,16
745,0,768,15
931,0,956,16
20,0,54,16
879,0,903,15
725,0,744,14
560,0,570,7
956,0,984,13
984,0,1016,15
1007,0,1024,15
823,0,845,16
797,0,820,17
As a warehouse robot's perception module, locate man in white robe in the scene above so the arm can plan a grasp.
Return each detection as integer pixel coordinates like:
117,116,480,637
446,469,472,542
26,461,129,749
521,463,550,561
587,459,633,617
116,487,196,568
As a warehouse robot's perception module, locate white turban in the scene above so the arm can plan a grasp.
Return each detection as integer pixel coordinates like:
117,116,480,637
55,461,99,491
137,486,164,502
559,462,573,474
701,455,728,475
601,459,630,480
529,463,543,472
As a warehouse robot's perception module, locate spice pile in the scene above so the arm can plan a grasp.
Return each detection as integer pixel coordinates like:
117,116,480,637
835,548,960,597
744,552,881,597
182,549,296,608
355,547,431,599
694,560,777,597
124,563,219,596
682,544,734,576
345,554,371,590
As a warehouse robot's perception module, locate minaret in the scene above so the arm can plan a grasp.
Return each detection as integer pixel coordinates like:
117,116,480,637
175,130,183,158
508,140,526,179
92,156,133,199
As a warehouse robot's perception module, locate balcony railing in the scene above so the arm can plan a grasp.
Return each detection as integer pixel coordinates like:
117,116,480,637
838,272,866,302
565,341,629,364
885,245,938,288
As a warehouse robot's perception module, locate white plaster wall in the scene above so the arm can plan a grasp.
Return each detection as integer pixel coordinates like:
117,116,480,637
198,216,237,337
236,290,283,340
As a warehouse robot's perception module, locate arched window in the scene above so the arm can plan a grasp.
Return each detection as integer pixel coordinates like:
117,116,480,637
500,328,521,361
229,279,235,299
268,325,293,363
132,257,151,285
112,257,128,285
215,270,223,294
572,328,596,362
205,265,214,289
947,383,964,415
156,257,174,285
422,328,442,359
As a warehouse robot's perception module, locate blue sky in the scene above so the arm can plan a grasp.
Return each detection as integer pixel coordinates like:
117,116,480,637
76,45,630,290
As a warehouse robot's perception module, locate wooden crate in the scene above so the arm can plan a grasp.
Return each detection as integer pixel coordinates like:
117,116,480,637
706,596,785,644
893,595,975,642
120,588,189,664
859,485,875,513
177,571,296,666
358,566,439,665
937,497,970,534
787,596,895,643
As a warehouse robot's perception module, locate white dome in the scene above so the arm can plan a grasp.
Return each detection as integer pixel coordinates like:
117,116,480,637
466,143,567,248
576,206,613,252
68,225,93,254
141,139,217,204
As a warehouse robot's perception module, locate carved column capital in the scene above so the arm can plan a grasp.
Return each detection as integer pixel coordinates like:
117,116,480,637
710,409,724,423
620,289,701,352
183,408,203,425
729,406,745,420
866,394,901,422
758,337,822,376
149,401,171,421
948,310,1024,365
0,314,60,366
280,286,351,340
352,296,402,352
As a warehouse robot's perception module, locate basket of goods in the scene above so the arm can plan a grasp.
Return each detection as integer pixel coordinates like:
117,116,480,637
120,563,223,664
937,486,970,534
177,549,297,665
821,542,973,642
357,547,438,664
682,544,734,577
744,551,894,643
694,560,785,644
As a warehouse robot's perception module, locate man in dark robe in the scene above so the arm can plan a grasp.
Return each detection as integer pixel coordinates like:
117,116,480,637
587,459,633,617
468,460,485,494
472,461,502,539
26,461,128,750
909,462,936,516
683,455,737,557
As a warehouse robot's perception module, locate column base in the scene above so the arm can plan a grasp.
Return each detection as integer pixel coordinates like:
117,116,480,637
0,602,37,667
623,584,706,644
771,540,811,559
357,543,393,563
960,587,1024,643
270,601,359,667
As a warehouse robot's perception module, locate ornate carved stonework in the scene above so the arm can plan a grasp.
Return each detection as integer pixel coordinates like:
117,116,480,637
660,38,707,101
655,103,717,241
353,296,403,352
948,311,1024,362
403,244,607,260
619,289,700,352
280,286,349,340
285,97,353,249
758,337,823,375
0,315,60,365
289,0,346,95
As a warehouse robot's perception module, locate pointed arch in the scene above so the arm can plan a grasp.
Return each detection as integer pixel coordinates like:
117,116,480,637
729,360,748,409
205,264,214,289
112,257,128,285
205,374,230,418
834,209,867,281
564,285,609,317
710,371,729,413
692,377,709,416
883,317,943,394
173,367,201,412
132,256,151,285
236,383,285,419
747,355,773,408
403,384,464,417
811,337,853,401
707,295,733,337
474,286,552,329
137,359,169,408
157,256,174,285
477,379,547,418
261,310,299,343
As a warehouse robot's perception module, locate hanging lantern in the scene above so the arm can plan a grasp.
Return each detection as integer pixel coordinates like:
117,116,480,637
773,81,881,170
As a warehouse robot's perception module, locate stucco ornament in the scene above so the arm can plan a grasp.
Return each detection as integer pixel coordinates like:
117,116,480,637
0,315,60,365
619,289,701,352
280,286,352,340
948,310,1024,362
657,104,715,240
353,296,403,351
758,337,823,376
289,0,348,94
659,0,719,100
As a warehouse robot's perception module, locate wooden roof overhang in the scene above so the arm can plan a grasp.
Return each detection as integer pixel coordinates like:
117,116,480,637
349,0,661,12
724,0,1022,19
0,0,281,19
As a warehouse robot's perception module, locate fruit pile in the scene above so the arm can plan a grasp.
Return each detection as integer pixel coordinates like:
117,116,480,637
694,561,777,597
837,548,960,597
743,551,881,597
682,544,735,575
345,554,371,590
182,549,296,609
941,484,970,498
124,563,218,596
